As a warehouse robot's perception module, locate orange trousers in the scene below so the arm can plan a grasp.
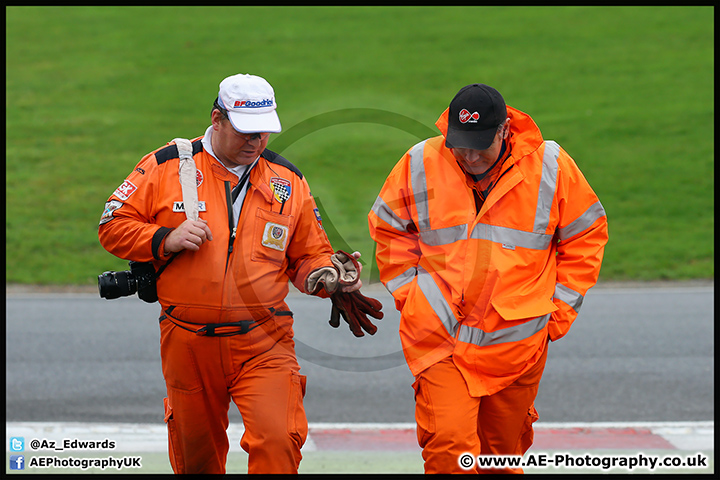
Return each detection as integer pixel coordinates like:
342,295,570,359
159,311,308,474
413,343,548,474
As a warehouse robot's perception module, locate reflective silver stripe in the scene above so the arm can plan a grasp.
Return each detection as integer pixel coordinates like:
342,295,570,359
416,266,458,337
409,141,431,232
470,223,553,250
386,267,417,294
409,138,565,251
457,313,550,347
558,200,607,242
371,195,413,233
534,141,560,233
420,224,468,246
554,283,584,313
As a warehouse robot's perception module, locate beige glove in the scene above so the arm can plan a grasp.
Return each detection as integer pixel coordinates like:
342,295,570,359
306,251,360,294
331,250,361,288
306,266,340,294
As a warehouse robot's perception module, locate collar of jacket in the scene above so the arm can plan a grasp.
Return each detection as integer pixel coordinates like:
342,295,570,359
208,153,275,204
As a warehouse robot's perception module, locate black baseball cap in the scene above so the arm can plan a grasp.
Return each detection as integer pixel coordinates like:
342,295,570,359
445,84,507,151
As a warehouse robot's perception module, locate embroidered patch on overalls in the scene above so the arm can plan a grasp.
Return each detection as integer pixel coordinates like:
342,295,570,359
313,207,324,229
113,180,137,201
99,200,123,225
270,177,292,204
262,222,289,251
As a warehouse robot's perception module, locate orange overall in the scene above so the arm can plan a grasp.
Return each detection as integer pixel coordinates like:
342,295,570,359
99,136,334,473
413,342,547,473
369,107,608,473
160,309,307,473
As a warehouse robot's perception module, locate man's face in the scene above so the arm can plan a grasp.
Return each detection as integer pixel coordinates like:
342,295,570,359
451,120,509,175
211,109,270,168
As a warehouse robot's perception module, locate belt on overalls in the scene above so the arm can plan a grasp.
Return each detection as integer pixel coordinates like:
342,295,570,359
160,305,293,337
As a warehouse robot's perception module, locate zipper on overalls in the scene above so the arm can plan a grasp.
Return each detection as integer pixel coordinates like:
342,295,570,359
224,181,235,271
223,162,255,271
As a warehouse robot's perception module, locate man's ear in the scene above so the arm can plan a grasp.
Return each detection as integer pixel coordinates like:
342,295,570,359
211,109,225,130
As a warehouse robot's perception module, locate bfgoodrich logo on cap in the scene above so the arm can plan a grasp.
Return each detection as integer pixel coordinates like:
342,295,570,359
234,99,275,109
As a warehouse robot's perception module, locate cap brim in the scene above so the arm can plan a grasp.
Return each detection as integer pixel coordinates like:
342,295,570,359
227,110,282,134
445,127,496,151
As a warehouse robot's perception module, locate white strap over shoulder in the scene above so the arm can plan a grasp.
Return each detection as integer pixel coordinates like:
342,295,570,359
173,138,199,222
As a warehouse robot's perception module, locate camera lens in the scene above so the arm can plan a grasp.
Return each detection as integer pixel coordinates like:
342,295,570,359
98,270,137,299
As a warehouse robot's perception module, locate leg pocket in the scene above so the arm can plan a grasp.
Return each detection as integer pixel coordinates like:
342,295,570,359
164,397,185,474
517,403,539,455
412,376,436,449
287,372,308,449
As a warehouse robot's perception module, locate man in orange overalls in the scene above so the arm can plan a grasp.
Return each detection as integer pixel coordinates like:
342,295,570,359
98,73,382,474
369,84,608,473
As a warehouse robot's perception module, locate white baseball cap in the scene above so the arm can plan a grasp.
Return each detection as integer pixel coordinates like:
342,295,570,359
217,74,281,133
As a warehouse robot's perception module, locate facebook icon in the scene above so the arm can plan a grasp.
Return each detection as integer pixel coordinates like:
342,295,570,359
10,455,25,470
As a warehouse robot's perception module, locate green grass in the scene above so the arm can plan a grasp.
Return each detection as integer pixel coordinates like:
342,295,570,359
6,6,714,286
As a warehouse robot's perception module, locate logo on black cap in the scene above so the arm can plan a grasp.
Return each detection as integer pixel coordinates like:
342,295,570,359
459,109,480,124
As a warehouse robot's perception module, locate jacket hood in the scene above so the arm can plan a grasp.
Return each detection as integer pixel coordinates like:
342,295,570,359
435,105,544,159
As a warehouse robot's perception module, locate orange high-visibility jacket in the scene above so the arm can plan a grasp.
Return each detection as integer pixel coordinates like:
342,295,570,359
368,106,608,397
98,137,334,325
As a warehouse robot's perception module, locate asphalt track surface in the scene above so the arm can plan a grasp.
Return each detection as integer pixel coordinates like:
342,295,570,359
5,281,714,473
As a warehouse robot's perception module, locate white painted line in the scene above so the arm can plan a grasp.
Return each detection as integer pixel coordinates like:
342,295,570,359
534,421,715,451
589,286,714,295
308,422,416,430
533,421,714,429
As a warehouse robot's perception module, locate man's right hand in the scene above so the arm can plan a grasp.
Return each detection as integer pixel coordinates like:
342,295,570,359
163,218,213,254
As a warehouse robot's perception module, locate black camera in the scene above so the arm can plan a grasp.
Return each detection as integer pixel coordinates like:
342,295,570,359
98,261,158,303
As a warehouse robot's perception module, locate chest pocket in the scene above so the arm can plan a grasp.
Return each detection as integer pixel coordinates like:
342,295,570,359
252,208,294,265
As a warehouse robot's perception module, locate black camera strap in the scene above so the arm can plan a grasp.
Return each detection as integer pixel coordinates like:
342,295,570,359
155,251,180,279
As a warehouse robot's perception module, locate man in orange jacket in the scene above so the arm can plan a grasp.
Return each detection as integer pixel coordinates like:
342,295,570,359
368,84,608,473
98,73,382,474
